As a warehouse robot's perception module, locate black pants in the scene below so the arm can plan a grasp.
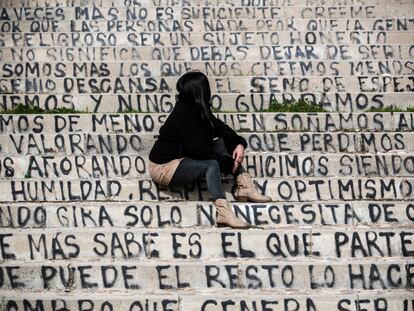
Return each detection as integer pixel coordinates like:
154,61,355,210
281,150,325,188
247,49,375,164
169,138,245,200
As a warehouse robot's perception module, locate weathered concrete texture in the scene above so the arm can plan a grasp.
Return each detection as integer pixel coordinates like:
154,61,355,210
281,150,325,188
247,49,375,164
0,0,413,307
1,227,412,261
1,177,414,202
1,132,413,155
1,201,413,228
179,291,414,311
2,75,414,95
1,60,414,78
2,0,414,7
2,112,412,134
2,31,414,47
2,93,414,112
0,290,412,311
2,44,414,62
1,6,414,20
3,3,414,20
2,152,414,179
0,259,412,290
2,17,414,33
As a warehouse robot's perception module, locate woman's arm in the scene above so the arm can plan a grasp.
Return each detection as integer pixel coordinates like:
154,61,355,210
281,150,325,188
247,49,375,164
211,115,248,153
176,114,235,174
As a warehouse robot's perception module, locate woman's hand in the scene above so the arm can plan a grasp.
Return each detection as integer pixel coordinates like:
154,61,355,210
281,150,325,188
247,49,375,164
233,144,245,163
232,144,244,174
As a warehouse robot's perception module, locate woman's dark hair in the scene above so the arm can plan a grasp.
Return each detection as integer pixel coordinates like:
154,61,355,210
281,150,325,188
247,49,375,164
176,71,214,132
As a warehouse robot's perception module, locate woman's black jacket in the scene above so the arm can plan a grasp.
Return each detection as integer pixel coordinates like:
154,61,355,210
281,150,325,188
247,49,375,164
149,99,247,175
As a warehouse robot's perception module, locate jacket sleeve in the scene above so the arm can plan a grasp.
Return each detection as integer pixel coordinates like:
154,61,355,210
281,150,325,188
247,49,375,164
175,114,235,174
212,115,248,153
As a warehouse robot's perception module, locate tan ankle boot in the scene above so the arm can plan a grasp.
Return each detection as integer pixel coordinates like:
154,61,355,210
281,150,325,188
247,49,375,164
214,199,250,229
235,173,272,203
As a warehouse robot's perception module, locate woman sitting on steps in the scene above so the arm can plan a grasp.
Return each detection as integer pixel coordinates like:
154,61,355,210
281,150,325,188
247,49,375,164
148,71,271,229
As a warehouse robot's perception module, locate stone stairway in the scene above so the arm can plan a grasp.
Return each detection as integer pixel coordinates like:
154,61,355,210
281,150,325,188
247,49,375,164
1,112,413,310
1,0,414,310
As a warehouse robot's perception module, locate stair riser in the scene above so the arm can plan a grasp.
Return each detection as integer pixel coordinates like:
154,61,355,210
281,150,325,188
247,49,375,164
2,75,414,95
0,261,411,291
1,202,413,228
1,6,414,21
0,0,413,304
2,32,414,48
1,228,413,261
1,60,414,79
2,0,414,7
2,17,414,32
0,294,411,311
2,153,414,179
1,44,414,63
2,113,412,134
2,93,414,113
2,177,414,202
1,132,414,155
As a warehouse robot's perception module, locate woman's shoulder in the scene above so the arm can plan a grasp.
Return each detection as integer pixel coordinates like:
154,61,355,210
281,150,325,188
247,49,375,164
163,101,183,122
174,99,195,113
172,100,200,122
161,101,190,132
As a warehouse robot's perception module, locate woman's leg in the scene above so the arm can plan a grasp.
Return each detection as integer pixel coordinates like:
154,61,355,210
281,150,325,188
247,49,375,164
213,138,271,202
169,158,226,201
170,157,249,228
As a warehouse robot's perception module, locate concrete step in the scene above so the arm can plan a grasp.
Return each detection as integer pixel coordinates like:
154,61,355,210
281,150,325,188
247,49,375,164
2,44,414,63
2,112,413,134
1,227,413,261
1,132,413,155
1,5,413,20
2,75,414,95
2,17,414,33
0,258,411,291
2,176,414,202
1,201,413,228
1,92,414,113
2,0,414,7
2,60,414,78
0,290,413,311
3,31,414,47
3,152,414,179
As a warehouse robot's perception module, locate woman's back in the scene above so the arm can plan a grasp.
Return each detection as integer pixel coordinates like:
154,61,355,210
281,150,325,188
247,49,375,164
149,98,215,164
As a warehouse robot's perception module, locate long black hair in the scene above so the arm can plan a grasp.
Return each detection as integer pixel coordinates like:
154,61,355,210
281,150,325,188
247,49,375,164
176,71,214,132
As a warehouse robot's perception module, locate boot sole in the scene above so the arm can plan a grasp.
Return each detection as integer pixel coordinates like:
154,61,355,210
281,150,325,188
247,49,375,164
216,222,250,229
237,196,272,203
237,196,249,202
